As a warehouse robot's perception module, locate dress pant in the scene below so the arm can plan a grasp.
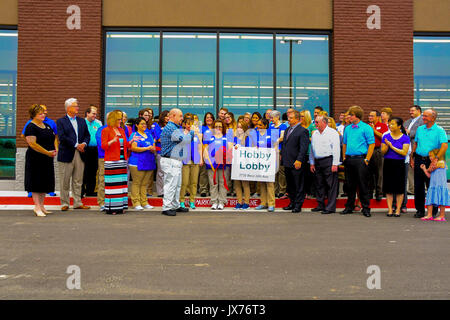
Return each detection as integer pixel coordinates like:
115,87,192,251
344,156,371,211
413,154,431,214
59,150,85,208
368,147,383,197
155,154,165,196
285,166,305,210
314,156,338,211
207,167,230,206
82,146,98,196
275,165,287,195
407,165,414,194
97,158,105,207
198,165,209,195
259,182,275,207
180,163,200,203
235,180,250,204
129,166,152,207
160,157,183,211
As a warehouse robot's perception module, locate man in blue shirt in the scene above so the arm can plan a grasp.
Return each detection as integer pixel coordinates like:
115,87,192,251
411,109,448,218
160,108,194,216
82,106,103,197
341,106,375,217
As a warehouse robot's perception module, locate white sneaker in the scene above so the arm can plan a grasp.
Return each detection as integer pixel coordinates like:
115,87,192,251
217,203,224,210
134,205,144,210
211,203,218,210
143,204,154,209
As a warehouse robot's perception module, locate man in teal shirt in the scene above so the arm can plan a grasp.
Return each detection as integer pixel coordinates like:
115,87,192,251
411,109,448,218
341,105,375,217
82,105,103,197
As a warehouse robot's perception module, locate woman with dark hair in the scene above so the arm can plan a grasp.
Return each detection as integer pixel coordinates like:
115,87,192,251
129,117,156,210
233,119,251,210
24,104,58,217
149,110,169,197
204,119,232,210
381,117,410,217
250,118,277,212
250,112,262,129
198,112,215,197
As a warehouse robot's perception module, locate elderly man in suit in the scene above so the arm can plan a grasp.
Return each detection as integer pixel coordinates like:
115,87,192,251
57,98,91,211
281,110,310,213
404,105,424,195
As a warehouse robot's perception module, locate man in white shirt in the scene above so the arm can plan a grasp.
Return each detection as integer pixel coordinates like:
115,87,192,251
309,115,341,214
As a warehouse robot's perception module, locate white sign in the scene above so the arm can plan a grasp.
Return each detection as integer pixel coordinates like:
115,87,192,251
231,147,277,182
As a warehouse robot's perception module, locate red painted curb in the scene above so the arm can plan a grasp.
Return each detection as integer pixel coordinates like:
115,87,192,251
0,196,418,208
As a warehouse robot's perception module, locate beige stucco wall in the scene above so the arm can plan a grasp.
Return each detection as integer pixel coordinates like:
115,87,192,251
102,0,333,29
414,0,450,32
1,0,449,31
0,0,18,25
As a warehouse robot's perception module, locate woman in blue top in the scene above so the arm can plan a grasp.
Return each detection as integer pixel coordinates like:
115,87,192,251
250,118,277,212
150,110,169,197
381,117,410,217
204,119,233,210
199,112,215,197
233,119,251,210
179,117,203,209
129,117,157,211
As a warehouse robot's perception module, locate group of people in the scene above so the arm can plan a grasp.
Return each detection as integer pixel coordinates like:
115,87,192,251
23,99,448,221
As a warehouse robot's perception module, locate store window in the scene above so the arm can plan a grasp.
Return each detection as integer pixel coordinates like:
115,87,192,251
219,33,273,116
105,32,160,118
162,33,216,119
276,34,330,115
414,35,450,178
0,29,17,179
104,30,330,122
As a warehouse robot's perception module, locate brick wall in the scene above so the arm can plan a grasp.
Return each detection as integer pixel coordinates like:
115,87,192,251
332,0,414,121
16,0,102,147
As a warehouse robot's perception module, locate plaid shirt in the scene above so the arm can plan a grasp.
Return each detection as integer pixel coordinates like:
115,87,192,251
160,121,194,158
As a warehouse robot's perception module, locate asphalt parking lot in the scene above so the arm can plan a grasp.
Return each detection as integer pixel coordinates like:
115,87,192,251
0,208,448,299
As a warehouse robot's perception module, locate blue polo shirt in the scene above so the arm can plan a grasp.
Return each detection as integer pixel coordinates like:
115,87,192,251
22,117,57,135
415,123,448,157
95,125,107,159
343,121,375,156
85,119,102,147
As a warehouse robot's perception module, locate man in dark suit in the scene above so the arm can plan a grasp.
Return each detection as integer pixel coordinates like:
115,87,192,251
281,110,310,213
57,98,91,211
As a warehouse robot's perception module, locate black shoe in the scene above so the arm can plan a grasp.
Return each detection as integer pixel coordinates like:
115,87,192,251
283,205,294,211
292,208,302,213
340,208,353,215
176,207,189,213
162,210,176,216
321,210,335,214
362,210,371,217
158,194,164,198
311,207,324,212
375,195,382,201
414,212,425,218
201,193,207,197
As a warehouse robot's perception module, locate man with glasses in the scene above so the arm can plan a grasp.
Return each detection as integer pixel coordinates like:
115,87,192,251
309,115,341,214
341,106,375,217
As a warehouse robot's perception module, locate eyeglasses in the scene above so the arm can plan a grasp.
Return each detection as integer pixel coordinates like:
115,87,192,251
215,126,223,128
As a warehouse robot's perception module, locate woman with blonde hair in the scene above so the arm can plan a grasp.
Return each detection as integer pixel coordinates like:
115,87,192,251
179,117,203,209
101,110,136,215
24,104,58,217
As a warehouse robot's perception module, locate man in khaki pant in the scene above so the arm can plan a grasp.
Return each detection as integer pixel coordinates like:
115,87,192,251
56,98,91,211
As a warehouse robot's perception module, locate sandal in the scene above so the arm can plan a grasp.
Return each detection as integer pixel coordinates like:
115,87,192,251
433,217,446,222
394,213,401,217
386,213,393,217
420,216,434,221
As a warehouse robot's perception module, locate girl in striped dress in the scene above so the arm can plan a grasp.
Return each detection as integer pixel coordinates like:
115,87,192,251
101,110,135,215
